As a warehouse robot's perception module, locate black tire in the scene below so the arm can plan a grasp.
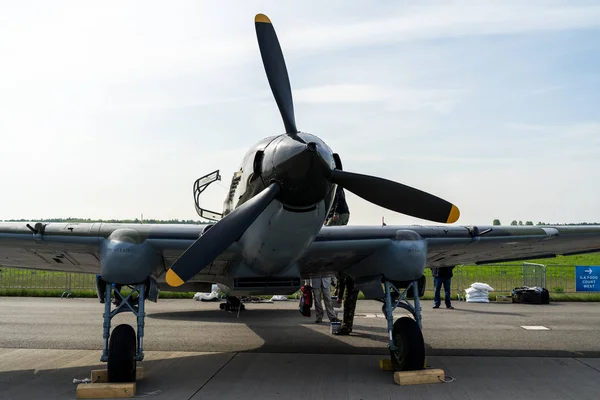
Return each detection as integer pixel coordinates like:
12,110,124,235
390,317,425,371
222,302,245,312
107,324,137,383
228,296,241,307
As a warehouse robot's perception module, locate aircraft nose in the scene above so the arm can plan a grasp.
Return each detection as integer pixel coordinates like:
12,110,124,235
270,137,332,208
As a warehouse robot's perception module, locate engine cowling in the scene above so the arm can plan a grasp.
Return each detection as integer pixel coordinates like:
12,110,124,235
99,228,162,284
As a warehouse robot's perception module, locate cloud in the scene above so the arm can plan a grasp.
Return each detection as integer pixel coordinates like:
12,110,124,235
294,84,387,103
504,122,600,141
394,155,519,165
280,3,600,54
4,2,599,87
294,84,465,113
529,85,566,95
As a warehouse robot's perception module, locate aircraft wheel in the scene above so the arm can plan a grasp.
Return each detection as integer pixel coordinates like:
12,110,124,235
107,324,137,383
221,303,245,312
221,297,245,312
389,317,425,371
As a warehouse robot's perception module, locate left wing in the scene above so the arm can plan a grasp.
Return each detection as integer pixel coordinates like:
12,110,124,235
0,222,204,274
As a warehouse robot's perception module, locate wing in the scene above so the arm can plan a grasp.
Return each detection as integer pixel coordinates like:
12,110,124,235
2,221,599,281
421,224,600,266
0,222,104,273
0,221,243,291
0,222,208,274
296,224,600,276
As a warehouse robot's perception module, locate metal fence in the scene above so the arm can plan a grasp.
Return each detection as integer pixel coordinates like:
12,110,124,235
0,262,586,295
0,267,96,295
449,263,577,294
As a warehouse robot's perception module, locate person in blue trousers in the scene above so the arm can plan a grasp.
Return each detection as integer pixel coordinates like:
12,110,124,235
432,266,455,309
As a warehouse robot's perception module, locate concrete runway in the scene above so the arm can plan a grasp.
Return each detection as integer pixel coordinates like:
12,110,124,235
1,297,599,399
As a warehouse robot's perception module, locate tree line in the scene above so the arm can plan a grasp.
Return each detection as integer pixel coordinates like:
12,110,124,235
4,217,598,227
3,217,210,225
492,219,600,226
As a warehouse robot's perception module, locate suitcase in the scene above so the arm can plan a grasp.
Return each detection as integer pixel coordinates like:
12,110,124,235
512,287,549,304
521,290,542,304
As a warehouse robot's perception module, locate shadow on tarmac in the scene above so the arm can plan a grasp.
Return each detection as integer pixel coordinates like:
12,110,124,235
148,308,389,355
147,304,600,358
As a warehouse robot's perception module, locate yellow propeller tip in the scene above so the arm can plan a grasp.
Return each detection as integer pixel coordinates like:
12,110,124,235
255,13,271,23
166,269,184,287
446,205,460,224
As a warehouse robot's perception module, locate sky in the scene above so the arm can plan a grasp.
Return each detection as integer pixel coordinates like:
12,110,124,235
1,0,600,226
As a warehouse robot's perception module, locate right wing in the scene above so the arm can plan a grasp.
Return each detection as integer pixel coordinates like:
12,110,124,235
295,224,600,276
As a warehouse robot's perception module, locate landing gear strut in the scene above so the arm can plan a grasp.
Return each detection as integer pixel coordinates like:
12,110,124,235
96,276,159,382
219,296,245,312
382,278,425,371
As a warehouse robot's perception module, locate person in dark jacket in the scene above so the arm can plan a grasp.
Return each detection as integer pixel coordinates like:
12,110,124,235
326,187,349,226
325,187,356,335
327,186,350,306
432,266,455,309
334,274,358,335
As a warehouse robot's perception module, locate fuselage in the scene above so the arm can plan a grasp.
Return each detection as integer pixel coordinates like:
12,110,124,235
222,132,338,277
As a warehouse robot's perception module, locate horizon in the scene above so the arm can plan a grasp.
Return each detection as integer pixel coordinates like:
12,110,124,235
2,217,600,227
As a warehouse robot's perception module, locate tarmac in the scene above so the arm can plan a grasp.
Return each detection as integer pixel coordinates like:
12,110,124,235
0,296,599,399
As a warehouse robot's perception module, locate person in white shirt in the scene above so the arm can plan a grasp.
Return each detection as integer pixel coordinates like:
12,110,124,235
310,276,340,323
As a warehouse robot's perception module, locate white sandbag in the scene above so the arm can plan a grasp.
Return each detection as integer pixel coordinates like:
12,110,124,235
202,291,220,301
466,291,488,298
466,291,489,297
194,284,221,301
467,291,487,296
465,287,489,296
466,289,490,302
465,296,489,301
270,295,288,301
466,297,489,303
194,291,220,301
465,287,489,295
471,282,495,292
466,294,488,299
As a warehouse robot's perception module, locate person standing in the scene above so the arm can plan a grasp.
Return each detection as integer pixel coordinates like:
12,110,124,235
335,274,359,335
324,187,357,334
311,276,339,323
326,187,349,226
326,186,351,309
432,266,455,309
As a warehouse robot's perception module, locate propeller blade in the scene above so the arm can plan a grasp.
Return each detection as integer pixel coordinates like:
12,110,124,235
166,182,281,287
330,169,460,224
255,13,297,134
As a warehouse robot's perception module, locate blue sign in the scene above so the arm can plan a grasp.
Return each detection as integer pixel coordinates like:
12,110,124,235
575,266,600,292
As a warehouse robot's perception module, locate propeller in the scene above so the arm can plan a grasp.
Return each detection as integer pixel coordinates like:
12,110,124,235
255,13,297,135
166,182,281,287
253,13,459,224
330,169,459,223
